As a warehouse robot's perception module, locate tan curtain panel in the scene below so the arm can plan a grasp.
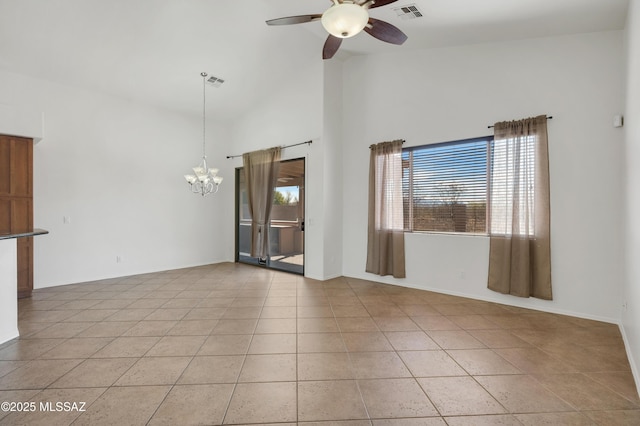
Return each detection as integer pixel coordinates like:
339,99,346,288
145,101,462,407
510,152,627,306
243,147,282,259
488,115,552,299
366,140,406,278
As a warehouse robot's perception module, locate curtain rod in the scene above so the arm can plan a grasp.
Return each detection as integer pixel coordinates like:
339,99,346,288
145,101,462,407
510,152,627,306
369,139,406,149
226,140,312,159
487,116,553,129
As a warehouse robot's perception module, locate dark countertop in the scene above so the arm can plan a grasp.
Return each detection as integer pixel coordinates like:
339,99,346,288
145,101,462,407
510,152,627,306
0,228,49,241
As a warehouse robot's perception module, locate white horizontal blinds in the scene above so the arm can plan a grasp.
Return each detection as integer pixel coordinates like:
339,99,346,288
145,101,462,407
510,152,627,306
402,153,413,230
489,135,536,236
374,148,404,231
403,137,490,233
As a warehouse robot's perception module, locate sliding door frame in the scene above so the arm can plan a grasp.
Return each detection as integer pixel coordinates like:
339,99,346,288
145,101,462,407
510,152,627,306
234,157,305,275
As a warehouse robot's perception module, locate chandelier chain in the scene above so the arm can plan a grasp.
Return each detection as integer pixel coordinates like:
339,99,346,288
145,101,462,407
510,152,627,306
202,72,207,159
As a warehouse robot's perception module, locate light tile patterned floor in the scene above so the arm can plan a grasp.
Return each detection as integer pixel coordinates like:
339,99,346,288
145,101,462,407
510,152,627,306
0,262,638,425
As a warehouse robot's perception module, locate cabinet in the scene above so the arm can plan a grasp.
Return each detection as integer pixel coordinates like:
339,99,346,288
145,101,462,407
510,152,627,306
0,135,33,298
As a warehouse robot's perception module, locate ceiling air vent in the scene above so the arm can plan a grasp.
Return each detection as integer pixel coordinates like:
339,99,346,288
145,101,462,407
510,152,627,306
206,75,225,88
393,4,423,20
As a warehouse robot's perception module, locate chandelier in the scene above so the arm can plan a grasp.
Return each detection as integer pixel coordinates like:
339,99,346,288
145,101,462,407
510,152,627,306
184,72,223,196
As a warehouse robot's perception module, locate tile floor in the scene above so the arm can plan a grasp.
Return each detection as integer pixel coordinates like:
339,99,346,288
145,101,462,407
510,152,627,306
0,262,639,425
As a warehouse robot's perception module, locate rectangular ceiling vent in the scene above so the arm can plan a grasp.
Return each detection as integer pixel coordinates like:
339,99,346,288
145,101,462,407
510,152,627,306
206,75,225,88
393,4,423,20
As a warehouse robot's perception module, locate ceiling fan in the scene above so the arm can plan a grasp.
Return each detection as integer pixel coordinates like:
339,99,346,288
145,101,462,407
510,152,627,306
266,0,408,60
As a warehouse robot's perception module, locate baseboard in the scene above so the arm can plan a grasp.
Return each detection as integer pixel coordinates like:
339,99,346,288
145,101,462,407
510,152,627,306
344,273,619,325
34,259,229,290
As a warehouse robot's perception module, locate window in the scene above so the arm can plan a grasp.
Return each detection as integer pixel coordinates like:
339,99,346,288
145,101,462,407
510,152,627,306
489,134,536,236
403,136,492,234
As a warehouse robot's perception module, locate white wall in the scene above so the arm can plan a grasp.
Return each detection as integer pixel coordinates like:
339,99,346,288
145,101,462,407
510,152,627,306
0,104,44,142
342,31,626,322
0,239,19,343
321,59,344,279
228,59,325,278
622,0,640,395
0,70,230,287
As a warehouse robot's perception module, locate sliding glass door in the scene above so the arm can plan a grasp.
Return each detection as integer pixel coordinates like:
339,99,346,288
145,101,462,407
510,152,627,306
236,158,305,274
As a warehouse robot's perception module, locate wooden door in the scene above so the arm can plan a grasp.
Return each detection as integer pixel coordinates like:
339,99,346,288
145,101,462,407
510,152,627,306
0,135,34,298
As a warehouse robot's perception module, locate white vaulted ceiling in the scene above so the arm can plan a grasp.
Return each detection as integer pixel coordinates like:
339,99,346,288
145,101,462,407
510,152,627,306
0,0,630,120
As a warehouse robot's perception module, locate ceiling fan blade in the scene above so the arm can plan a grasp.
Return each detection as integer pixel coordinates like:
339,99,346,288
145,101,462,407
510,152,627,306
266,14,322,26
366,0,399,9
364,18,408,45
323,35,342,60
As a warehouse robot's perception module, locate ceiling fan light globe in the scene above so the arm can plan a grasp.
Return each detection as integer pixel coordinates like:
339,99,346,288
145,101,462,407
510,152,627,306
321,3,369,39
